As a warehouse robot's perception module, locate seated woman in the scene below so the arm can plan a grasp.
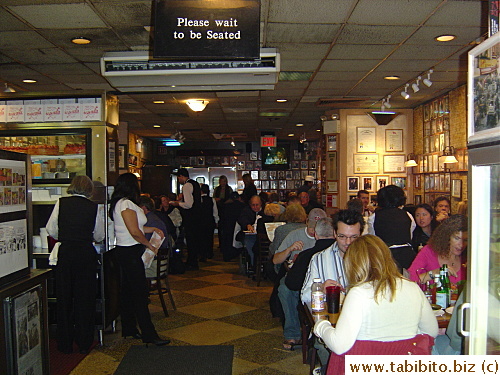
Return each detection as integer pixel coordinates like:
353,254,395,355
411,203,439,252
314,235,438,375
408,214,467,285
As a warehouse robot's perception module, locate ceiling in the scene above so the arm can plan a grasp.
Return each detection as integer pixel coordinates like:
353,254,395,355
0,0,489,143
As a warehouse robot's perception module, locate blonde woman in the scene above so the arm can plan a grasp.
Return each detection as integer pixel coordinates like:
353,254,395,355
314,235,437,374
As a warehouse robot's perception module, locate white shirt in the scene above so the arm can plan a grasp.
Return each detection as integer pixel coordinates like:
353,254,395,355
179,181,193,209
314,278,438,354
113,198,147,246
301,242,346,305
46,195,105,242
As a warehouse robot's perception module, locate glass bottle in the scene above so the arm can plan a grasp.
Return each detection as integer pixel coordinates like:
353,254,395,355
311,278,325,313
436,266,450,308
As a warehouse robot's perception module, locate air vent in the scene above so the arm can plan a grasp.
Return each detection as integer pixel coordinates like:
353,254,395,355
279,72,313,81
316,97,369,106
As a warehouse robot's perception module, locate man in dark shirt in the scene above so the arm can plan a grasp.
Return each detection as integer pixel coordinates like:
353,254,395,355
297,175,314,195
299,191,323,214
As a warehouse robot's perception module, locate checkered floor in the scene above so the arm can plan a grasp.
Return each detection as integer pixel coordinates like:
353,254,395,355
69,249,311,374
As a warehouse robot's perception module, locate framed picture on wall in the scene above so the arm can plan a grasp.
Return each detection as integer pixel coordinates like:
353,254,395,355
383,155,405,173
251,170,259,180
347,176,359,191
249,151,258,160
246,161,254,170
415,174,421,189
291,160,300,169
354,154,379,173
362,177,373,191
376,175,389,190
356,127,376,152
309,170,317,179
118,144,126,169
415,195,422,205
385,129,403,152
452,179,462,198
327,152,338,180
327,181,338,193
301,161,308,169
237,161,245,170
261,180,269,190
391,176,407,189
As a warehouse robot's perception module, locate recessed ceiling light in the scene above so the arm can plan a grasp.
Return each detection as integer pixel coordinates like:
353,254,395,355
384,75,400,80
153,124,161,128
23,79,37,83
71,37,91,45
435,35,456,42
288,133,294,137
296,123,304,127
171,85,176,88
316,129,321,132
153,100,165,104
276,99,287,103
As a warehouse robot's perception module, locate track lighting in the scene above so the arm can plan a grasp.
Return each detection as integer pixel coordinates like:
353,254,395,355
230,138,235,147
401,84,410,99
423,70,433,87
412,76,421,93
3,83,15,92
384,95,391,108
381,100,386,112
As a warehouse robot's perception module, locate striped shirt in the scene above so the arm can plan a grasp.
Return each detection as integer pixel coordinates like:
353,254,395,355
301,242,346,305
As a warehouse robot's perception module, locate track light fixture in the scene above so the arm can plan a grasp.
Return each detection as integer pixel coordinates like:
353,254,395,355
384,95,392,108
412,76,421,93
423,69,433,87
401,84,410,99
3,83,15,93
230,138,235,147
381,100,386,112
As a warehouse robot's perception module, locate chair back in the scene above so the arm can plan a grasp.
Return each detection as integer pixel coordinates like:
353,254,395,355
156,237,172,280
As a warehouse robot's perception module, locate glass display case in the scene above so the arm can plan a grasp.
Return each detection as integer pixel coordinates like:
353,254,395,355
0,129,91,184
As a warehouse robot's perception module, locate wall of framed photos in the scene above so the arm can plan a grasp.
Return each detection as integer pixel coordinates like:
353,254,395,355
412,86,468,213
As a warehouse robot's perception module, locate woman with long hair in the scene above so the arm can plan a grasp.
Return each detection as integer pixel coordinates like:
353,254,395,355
46,175,104,354
411,203,439,252
408,214,468,284
109,173,169,346
314,235,438,374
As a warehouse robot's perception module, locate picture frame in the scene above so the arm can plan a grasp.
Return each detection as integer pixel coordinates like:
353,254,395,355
327,181,338,193
414,174,421,189
309,170,317,179
468,33,500,144
385,129,403,152
326,193,338,208
383,154,405,173
251,170,259,180
391,176,407,189
414,195,422,205
237,161,245,170
260,170,268,180
221,156,230,166
294,150,302,160
362,176,374,191
300,161,308,170
327,135,337,151
347,176,360,191
452,179,462,198
376,175,389,190
327,152,338,180
118,144,127,169
291,160,300,169
197,156,205,166
246,161,254,170
353,154,379,174
309,160,317,170
356,127,377,152
249,151,258,160
261,180,270,190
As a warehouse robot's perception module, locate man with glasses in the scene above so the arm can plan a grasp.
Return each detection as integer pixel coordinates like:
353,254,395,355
301,209,365,305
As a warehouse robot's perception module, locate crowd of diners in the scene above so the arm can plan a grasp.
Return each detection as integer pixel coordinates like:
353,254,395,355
47,171,469,373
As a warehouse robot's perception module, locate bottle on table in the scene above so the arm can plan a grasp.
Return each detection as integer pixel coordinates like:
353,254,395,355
423,281,433,304
311,278,325,313
436,266,450,308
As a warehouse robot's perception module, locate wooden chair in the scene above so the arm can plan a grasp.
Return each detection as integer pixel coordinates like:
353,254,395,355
254,233,271,286
147,240,176,317
297,302,319,374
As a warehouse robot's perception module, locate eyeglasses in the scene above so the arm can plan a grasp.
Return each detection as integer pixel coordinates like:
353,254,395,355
336,234,360,241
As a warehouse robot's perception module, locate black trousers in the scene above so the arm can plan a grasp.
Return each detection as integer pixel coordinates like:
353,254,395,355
115,244,158,341
55,242,97,352
184,221,201,266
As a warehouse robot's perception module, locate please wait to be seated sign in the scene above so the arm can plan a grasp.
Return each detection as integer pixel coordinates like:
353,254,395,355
153,0,260,60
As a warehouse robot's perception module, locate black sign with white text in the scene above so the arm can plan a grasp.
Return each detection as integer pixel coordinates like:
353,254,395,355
153,0,260,60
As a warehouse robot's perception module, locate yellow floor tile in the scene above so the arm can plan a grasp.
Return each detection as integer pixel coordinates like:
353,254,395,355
185,284,253,299
266,351,311,375
232,357,263,374
69,350,119,375
161,320,258,346
178,299,256,319
196,272,246,284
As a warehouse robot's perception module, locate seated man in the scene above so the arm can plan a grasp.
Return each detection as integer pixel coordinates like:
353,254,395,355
278,217,335,350
299,191,323,214
272,208,327,269
237,195,267,267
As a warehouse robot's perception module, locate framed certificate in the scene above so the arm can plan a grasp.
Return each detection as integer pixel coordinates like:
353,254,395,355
383,155,405,173
327,152,338,179
385,129,403,152
356,127,376,152
354,154,379,174
327,181,338,193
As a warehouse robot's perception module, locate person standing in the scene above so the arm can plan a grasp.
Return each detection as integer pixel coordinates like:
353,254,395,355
109,173,169,346
46,175,104,354
200,184,219,261
241,173,257,204
169,168,202,270
213,175,233,247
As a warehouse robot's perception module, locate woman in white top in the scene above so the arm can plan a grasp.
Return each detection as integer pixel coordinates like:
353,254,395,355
109,173,169,346
314,235,438,373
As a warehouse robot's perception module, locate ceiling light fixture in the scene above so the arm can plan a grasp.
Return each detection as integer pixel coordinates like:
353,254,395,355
442,146,458,164
186,99,209,112
23,79,37,83
276,99,287,103
296,123,304,127
412,76,421,93
435,35,456,42
153,100,165,104
384,75,400,80
316,129,321,132
404,153,418,167
153,124,161,128
288,133,294,137
299,133,307,143
3,83,15,92
230,138,235,147
71,37,91,45
401,84,410,99
423,69,433,87
384,95,392,108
